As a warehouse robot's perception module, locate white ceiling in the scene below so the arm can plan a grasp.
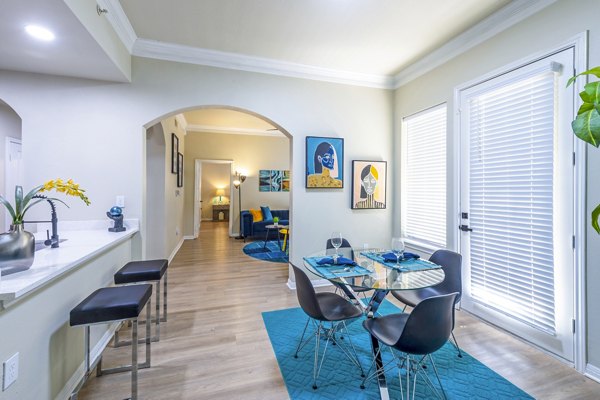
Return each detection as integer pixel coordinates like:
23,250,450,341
119,0,510,76
0,0,128,82
0,0,555,88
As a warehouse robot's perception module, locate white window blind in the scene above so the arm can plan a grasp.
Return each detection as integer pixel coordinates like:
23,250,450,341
401,105,447,248
468,70,556,334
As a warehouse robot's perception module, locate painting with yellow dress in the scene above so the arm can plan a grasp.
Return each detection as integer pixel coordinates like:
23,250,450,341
305,136,344,188
351,160,387,209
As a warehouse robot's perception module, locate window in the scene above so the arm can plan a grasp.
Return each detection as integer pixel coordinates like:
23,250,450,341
401,104,447,248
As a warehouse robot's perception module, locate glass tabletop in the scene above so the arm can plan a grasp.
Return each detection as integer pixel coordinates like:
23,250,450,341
303,248,445,291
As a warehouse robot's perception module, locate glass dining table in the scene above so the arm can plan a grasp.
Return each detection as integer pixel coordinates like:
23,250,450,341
303,248,445,400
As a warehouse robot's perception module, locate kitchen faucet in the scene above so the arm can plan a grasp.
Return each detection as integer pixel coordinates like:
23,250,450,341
24,194,60,248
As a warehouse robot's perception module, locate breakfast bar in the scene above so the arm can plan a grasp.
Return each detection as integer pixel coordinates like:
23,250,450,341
0,221,140,400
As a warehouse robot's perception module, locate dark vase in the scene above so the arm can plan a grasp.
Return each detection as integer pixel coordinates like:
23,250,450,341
0,224,35,276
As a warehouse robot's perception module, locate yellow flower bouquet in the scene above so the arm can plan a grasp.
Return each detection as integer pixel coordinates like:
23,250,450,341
0,178,90,225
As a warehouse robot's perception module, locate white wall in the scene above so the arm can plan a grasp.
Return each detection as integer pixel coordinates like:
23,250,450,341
200,162,231,221
393,0,600,371
184,132,291,236
145,123,166,259
0,55,393,280
159,118,186,257
0,104,22,228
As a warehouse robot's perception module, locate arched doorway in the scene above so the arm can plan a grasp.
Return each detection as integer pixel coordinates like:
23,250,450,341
143,105,293,262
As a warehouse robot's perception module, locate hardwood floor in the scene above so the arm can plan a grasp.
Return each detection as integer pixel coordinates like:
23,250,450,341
79,221,600,399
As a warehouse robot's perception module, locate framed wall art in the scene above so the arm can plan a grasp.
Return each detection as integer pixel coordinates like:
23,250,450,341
305,136,343,188
351,160,387,209
171,133,179,174
259,169,290,192
177,152,184,187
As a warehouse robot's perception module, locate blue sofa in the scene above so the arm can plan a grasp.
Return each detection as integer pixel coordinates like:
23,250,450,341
241,209,289,238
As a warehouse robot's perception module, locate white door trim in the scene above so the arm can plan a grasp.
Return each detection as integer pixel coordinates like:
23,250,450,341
4,137,23,230
453,32,587,371
193,159,234,238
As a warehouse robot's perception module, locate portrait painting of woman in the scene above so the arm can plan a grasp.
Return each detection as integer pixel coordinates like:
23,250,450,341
352,160,387,209
305,136,344,188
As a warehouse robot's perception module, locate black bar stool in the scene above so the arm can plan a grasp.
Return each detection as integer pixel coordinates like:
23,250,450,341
69,284,153,400
113,259,168,345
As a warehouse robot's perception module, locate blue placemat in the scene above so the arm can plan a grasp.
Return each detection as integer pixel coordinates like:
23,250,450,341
303,256,371,279
360,251,441,272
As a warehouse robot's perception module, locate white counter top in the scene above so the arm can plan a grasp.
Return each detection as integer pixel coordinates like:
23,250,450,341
0,223,139,308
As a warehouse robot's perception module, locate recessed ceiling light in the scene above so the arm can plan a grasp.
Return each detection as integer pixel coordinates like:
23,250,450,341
25,25,55,41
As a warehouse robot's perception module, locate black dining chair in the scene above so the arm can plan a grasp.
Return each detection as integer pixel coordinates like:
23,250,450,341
325,238,370,299
361,292,458,399
291,264,365,390
391,249,463,357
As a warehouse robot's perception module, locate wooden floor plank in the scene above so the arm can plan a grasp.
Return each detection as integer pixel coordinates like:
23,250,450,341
78,221,600,399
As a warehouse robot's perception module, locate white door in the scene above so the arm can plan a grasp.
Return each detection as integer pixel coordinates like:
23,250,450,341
458,48,575,361
5,138,23,230
194,161,202,237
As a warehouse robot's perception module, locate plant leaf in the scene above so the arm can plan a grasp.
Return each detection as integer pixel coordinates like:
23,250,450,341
22,197,69,216
20,198,48,216
14,186,23,216
567,66,600,87
571,109,600,147
592,203,600,234
578,102,595,115
0,195,16,221
580,82,600,104
22,184,43,211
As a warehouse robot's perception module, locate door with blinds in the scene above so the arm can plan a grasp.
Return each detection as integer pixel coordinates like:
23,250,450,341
458,48,575,361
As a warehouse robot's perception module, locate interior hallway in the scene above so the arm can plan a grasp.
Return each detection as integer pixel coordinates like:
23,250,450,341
79,222,600,399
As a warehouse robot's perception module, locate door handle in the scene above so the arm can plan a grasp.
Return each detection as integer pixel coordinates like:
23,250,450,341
459,224,473,232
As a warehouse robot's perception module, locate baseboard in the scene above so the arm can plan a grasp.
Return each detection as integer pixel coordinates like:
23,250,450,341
585,363,600,383
286,277,332,290
54,322,120,400
168,238,184,263
183,235,195,240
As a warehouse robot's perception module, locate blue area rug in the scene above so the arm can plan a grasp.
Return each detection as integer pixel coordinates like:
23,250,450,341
262,301,532,399
243,240,288,263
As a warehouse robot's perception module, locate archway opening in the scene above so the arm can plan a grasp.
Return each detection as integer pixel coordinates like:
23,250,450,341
143,105,293,264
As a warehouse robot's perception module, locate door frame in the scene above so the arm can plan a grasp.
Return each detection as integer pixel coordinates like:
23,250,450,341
452,32,587,371
193,159,234,238
4,137,23,230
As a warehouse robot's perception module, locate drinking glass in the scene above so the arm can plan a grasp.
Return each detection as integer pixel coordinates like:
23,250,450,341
391,237,405,264
330,231,343,262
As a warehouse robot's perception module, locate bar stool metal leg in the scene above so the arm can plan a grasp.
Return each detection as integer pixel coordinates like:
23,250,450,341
102,299,152,372
115,285,160,345
162,272,168,322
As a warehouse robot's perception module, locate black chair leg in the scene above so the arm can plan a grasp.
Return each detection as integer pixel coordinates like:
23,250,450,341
451,332,463,358
294,317,311,358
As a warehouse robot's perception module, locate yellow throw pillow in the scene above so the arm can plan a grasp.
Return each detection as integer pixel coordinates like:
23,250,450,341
249,209,263,222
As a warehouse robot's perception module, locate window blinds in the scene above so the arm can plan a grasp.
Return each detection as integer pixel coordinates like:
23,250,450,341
402,105,447,248
468,71,556,334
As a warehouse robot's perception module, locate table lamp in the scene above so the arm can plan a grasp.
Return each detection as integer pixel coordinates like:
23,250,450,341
216,189,225,204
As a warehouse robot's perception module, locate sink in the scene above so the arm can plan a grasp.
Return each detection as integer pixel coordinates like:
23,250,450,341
34,239,67,251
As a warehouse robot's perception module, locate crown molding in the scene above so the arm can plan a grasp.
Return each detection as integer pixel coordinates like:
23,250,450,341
97,0,138,52
132,39,394,89
392,0,558,88
186,124,283,137
99,0,556,91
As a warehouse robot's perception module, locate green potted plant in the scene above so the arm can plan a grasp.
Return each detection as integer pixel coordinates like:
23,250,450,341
0,178,90,275
568,67,600,233
273,216,280,226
